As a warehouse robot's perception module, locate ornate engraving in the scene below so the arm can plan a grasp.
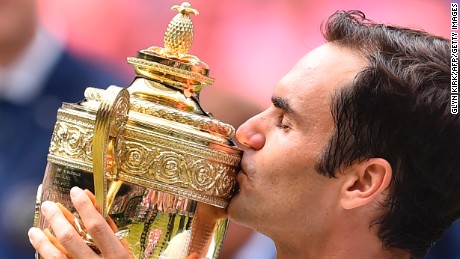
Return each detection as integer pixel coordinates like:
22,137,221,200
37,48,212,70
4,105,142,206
118,174,229,208
189,159,215,192
123,126,240,166
118,140,157,176
152,151,189,184
131,98,235,137
49,105,239,205
127,57,214,86
85,88,235,138
215,164,237,197
84,87,103,103
110,88,130,136
116,136,237,201
49,122,93,163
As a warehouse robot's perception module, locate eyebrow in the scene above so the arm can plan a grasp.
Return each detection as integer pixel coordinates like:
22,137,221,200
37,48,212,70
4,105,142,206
271,96,294,113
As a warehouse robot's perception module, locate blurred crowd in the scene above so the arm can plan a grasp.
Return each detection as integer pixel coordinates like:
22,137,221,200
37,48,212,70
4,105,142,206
0,0,453,258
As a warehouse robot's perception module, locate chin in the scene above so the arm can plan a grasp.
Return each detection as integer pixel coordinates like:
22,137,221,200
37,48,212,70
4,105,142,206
227,194,244,220
227,195,238,216
227,194,254,227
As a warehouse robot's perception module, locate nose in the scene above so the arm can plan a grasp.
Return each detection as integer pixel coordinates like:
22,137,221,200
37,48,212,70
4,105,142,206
236,113,266,150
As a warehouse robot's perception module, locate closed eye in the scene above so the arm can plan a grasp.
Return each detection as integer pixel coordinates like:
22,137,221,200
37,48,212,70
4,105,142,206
272,96,294,131
276,114,291,131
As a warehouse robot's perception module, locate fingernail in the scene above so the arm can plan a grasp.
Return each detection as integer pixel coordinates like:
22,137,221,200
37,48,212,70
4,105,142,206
28,227,39,245
40,201,53,215
70,186,83,199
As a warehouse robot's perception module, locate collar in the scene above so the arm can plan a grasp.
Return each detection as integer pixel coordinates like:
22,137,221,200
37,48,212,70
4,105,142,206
0,27,63,104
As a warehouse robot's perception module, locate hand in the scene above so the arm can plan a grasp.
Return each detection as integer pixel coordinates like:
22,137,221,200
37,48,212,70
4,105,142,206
28,186,133,259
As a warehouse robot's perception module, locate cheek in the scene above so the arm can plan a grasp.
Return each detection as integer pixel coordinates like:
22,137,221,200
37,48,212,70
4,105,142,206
254,152,310,191
245,133,324,191
272,140,318,169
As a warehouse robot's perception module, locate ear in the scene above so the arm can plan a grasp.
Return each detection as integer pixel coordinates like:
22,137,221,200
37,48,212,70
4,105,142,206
340,158,392,210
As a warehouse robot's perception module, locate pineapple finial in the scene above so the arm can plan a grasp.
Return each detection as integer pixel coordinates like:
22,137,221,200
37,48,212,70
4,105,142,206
164,2,199,56
171,2,199,16
127,2,213,98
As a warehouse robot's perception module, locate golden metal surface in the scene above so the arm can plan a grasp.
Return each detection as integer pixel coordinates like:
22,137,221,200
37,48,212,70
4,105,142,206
47,104,239,208
35,2,240,258
92,86,130,217
33,184,43,228
126,56,212,98
165,2,198,55
128,2,212,98
85,86,235,136
38,163,231,258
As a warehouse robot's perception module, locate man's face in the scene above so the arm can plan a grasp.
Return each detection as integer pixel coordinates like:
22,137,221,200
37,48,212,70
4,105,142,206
0,0,36,49
227,43,366,238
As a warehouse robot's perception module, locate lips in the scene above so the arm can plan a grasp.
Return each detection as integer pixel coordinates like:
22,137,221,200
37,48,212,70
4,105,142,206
233,157,248,194
238,156,249,175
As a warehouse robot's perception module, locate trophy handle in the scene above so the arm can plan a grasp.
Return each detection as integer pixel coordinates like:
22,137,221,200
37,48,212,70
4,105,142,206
92,85,130,218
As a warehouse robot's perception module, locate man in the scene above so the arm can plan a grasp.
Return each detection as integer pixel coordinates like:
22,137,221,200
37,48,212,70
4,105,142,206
28,10,457,258
0,0,128,258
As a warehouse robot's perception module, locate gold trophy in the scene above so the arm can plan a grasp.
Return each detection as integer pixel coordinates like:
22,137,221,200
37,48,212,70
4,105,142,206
33,2,241,258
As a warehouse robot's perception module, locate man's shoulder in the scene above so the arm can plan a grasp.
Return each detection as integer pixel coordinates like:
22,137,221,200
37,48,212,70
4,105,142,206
43,49,129,101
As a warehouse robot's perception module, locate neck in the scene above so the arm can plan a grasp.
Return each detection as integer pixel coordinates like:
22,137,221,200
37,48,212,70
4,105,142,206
270,213,411,259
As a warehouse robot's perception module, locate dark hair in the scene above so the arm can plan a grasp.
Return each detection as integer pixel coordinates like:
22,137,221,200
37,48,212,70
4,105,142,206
316,10,459,257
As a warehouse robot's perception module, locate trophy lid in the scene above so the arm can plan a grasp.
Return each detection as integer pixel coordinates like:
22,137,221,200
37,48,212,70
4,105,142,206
127,2,213,98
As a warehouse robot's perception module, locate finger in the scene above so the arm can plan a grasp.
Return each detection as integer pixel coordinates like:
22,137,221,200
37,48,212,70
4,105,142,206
82,189,120,232
28,227,68,259
70,186,127,258
56,203,76,225
106,215,120,232
84,189,97,205
43,228,74,259
40,201,95,259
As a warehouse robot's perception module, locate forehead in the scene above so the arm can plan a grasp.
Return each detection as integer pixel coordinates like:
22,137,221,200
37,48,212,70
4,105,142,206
274,43,366,117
